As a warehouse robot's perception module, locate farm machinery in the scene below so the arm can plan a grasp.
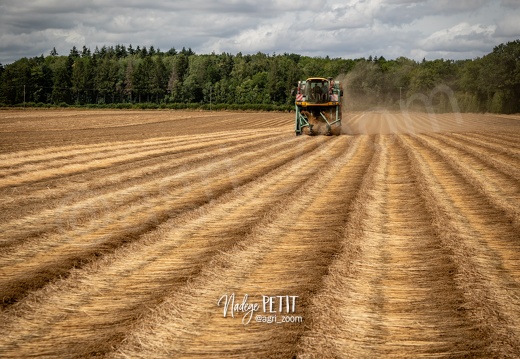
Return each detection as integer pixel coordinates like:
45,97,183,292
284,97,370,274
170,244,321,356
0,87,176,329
294,77,343,136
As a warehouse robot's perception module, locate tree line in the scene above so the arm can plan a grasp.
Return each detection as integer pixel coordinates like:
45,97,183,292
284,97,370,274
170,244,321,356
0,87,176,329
1,40,519,113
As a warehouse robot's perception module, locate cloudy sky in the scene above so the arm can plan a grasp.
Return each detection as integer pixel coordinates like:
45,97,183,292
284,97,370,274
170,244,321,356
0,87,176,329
1,0,519,64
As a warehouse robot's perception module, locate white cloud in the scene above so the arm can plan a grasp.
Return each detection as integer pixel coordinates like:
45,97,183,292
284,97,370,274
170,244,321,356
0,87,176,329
501,0,520,8
313,1,382,30
0,0,518,64
420,22,497,53
429,0,491,13
496,15,520,37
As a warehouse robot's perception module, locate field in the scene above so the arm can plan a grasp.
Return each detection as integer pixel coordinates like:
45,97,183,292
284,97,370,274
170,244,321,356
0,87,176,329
0,109,519,358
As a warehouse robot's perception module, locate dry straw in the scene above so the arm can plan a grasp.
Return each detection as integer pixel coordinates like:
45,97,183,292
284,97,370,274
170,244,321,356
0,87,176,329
417,134,520,228
399,134,520,357
0,131,282,246
0,135,338,357
1,110,519,358
0,133,310,307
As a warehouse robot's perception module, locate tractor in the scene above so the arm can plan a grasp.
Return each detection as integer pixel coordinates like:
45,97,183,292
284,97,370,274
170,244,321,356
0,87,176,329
294,77,343,136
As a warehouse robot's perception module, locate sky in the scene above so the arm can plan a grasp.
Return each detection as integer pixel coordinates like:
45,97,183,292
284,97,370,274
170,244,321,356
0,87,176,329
1,0,519,65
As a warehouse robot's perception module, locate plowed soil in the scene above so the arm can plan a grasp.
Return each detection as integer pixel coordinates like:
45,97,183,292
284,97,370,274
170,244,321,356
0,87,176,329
0,109,519,358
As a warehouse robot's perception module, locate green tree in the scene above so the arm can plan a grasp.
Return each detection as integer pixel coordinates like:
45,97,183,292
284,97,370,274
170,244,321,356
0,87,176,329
0,58,31,104
95,57,120,103
481,40,520,113
151,57,168,102
71,56,96,104
167,53,189,102
123,57,136,102
81,46,91,58
267,55,300,104
48,56,72,104
183,54,220,103
1,41,519,112
133,56,153,102
30,55,53,103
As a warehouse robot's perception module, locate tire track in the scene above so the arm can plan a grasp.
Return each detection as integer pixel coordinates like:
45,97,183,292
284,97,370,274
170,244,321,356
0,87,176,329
399,134,520,357
297,135,487,358
112,135,376,358
0,136,348,358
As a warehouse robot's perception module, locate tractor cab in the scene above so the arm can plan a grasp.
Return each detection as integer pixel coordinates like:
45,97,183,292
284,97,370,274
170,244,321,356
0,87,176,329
294,77,343,136
303,78,329,104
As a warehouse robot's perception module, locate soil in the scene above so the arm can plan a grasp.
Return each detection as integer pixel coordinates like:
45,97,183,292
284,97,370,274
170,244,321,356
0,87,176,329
0,109,519,358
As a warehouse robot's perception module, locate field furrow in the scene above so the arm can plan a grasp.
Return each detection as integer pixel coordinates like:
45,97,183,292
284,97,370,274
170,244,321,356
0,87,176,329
0,136,190,170
342,112,495,134
0,134,271,222
416,134,520,227
0,131,251,175
473,115,520,131
297,135,487,358
400,134,520,357
476,132,520,146
449,132,520,158
0,133,284,234
0,130,275,188
408,112,451,132
427,133,520,184
0,110,519,358
110,135,376,358
0,135,325,306
0,136,353,357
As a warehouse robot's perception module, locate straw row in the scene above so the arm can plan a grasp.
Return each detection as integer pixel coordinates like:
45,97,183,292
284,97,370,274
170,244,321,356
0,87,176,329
0,133,283,241
449,132,520,157
416,134,520,228
0,134,322,306
0,136,351,357
0,130,275,188
110,135,376,358
427,133,520,180
297,136,490,357
399,134,520,357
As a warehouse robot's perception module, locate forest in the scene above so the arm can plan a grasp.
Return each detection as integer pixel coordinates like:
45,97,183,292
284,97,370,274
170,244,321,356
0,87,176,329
0,40,519,113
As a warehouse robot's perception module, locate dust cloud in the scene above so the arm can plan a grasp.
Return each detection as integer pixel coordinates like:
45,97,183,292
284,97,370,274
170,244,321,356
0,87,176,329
334,73,520,135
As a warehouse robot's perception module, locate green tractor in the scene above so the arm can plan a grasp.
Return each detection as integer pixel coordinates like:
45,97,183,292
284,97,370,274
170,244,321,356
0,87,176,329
294,77,343,136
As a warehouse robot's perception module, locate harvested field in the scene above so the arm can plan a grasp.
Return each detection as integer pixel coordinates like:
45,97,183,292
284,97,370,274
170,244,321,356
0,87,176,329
0,109,519,358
